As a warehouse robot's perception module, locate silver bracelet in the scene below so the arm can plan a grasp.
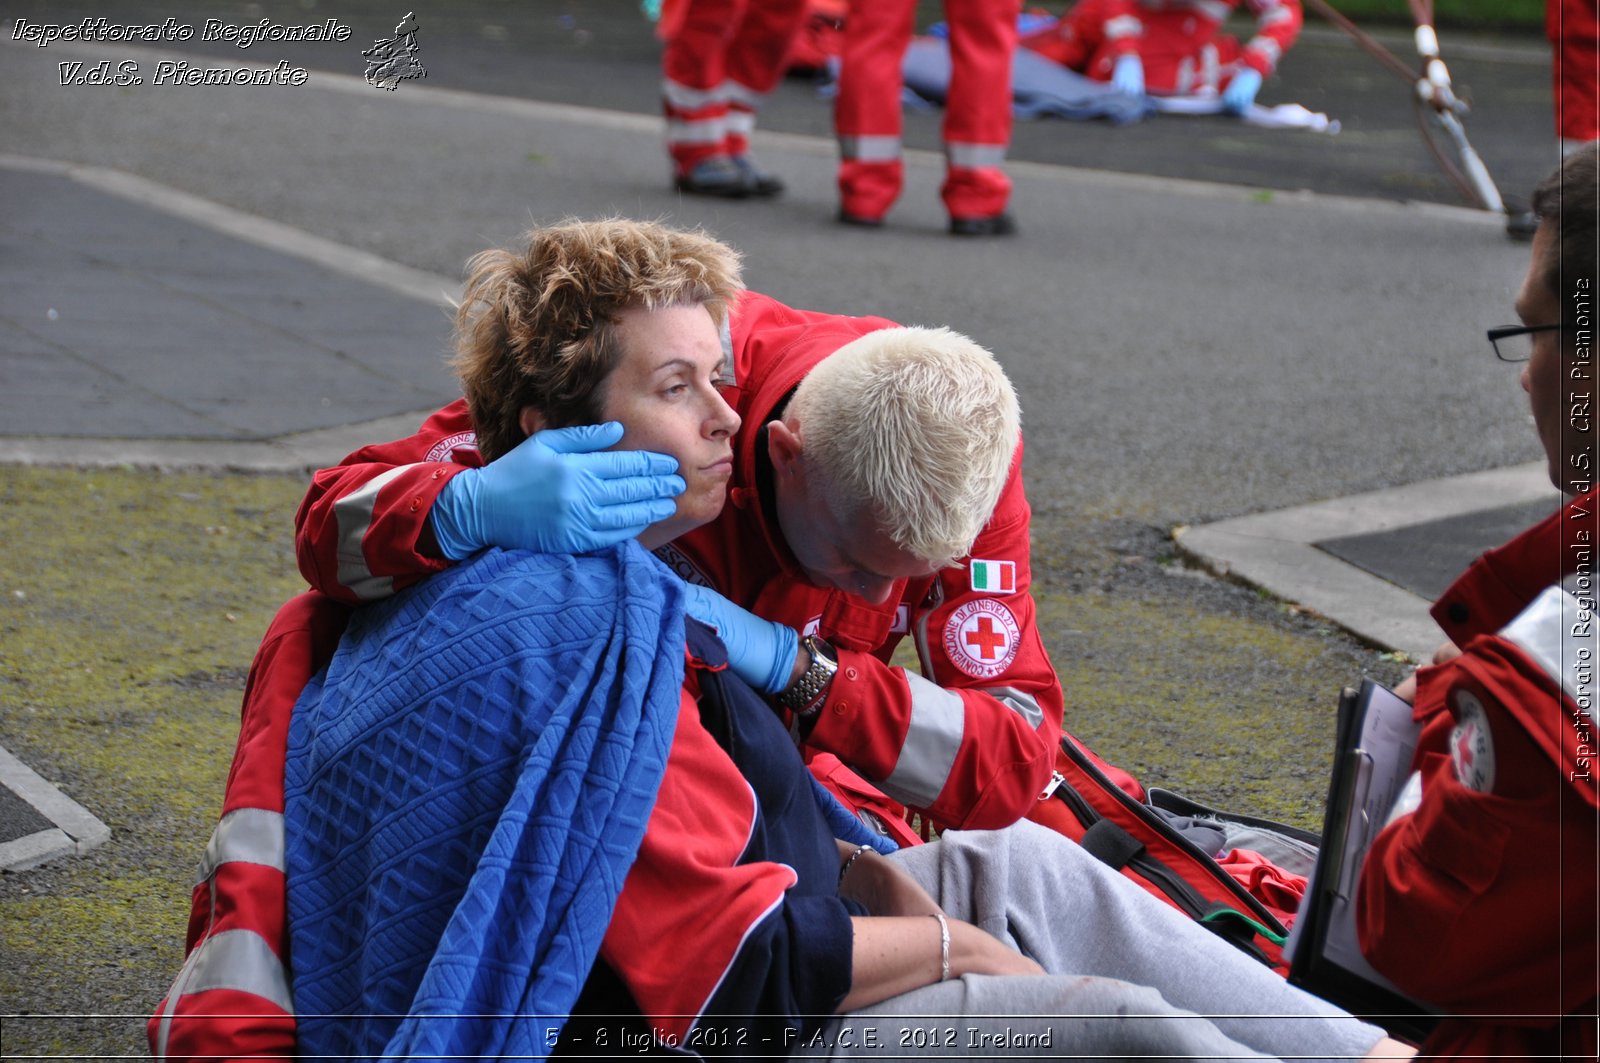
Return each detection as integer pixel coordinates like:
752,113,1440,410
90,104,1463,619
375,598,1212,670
838,844,871,885
930,911,951,982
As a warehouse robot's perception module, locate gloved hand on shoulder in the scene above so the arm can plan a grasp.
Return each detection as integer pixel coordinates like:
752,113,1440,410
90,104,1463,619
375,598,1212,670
430,422,684,559
1111,54,1145,97
1222,68,1263,114
683,582,800,695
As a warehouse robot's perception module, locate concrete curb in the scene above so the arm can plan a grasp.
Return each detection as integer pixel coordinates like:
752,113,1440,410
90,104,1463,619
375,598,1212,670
1175,461,1553,662
0,743,112,872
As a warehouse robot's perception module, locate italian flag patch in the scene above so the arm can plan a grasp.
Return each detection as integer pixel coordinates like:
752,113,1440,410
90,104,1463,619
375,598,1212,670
968,559,1015,594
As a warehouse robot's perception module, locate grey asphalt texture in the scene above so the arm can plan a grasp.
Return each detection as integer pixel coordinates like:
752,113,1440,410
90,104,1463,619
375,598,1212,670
0,0,1555,859
0,0,1574,1048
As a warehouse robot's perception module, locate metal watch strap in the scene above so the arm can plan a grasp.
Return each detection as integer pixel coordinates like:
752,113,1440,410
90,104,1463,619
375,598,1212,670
775,634,838,716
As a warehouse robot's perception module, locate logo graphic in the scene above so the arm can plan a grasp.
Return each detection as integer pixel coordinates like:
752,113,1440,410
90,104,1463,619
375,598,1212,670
968,558,1016,595
943,599,1020,679
1449,690,1496,793
424,431,477,464
363,12,425,90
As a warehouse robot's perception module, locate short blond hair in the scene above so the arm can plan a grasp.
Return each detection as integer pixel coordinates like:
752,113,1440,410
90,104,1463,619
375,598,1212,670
452,219,743,462
788,327,1020,567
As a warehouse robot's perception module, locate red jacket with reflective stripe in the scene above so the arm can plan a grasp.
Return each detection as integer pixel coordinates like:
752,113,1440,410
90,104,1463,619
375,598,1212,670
293,290,1065,831
1357,491,1599,1061
151,594,852,1059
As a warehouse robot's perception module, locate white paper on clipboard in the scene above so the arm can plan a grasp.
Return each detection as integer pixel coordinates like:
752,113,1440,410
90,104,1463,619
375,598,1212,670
1316,683,1423,990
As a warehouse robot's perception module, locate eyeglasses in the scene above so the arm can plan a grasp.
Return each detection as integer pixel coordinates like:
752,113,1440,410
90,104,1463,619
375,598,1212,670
1487,323,1564,362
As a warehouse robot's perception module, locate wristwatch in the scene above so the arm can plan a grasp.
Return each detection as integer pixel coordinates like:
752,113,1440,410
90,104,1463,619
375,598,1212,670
774,634,838,716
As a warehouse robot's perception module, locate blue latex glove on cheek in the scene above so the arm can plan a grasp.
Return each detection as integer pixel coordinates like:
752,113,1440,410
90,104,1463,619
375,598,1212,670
682,583,800,695
429,422,685,559
1111,53,1145,97
1222,68,1262,114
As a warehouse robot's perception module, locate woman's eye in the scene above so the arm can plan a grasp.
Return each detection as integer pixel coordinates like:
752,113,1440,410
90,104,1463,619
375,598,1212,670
663,383,689,398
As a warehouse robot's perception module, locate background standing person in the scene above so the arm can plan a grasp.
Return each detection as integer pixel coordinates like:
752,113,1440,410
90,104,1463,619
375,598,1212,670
834,0,1021,235
661,0,809,196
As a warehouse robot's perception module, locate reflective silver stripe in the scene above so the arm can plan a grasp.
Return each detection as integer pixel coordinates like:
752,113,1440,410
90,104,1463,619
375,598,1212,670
945,142,1007,170
720,78,766,110
662,77,723,110
1105,14,1142,38
838,134,901,163
183,928,294,1009
881,671,966,809
724,109,756,136
196,808,285,884
1175,55,1196,94
718,314,734,370
977,685,1046,731
1198,0,1232,21
153,929,292,1058
1501,585,1598,722
333,465,412,602
667,118,727,145
1246,37,1283,65
1259,4,1295,26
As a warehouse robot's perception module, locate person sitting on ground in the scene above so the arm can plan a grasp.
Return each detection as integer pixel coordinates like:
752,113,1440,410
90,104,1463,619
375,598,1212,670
153,219,1411,1062
1024,0,1302,113
1356,144,1599,1063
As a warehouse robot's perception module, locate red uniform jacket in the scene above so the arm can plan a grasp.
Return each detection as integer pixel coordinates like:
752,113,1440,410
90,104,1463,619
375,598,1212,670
1357,491,1599,1061
1027,0,1302,95
295,291,1065,831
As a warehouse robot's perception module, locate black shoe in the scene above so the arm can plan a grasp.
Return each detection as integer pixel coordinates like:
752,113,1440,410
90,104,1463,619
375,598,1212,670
949,212,1016,237
837,207,884,228
731,155,785,197
674,156,754,198
1504,208,1539,243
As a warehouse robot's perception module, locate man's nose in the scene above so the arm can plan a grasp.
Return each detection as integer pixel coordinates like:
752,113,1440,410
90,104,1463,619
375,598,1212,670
1521,364,1532,393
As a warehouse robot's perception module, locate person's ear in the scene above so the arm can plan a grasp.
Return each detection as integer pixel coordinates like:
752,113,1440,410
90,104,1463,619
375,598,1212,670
767,418,804,478
518,406,547,438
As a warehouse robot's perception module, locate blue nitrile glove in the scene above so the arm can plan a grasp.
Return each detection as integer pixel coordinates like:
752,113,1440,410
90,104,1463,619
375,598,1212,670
1111,54,1145,98
1222,68,1262,114
429,422,684,559
683,582,800,695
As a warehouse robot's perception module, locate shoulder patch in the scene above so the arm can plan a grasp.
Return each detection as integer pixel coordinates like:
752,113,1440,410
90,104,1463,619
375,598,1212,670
424,431,478,464
1448,689,1496,793
944,599,1020,679
968,558,1016,595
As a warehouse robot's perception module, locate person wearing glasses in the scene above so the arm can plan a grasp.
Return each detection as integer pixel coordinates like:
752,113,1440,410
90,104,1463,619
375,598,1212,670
1356,144,1598,1062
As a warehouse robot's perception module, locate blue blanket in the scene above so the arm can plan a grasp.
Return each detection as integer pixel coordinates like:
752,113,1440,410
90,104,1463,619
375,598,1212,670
284,545,683,1062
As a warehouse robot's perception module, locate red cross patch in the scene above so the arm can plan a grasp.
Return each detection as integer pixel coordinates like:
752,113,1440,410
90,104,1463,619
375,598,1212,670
1449,690,1496,793
424,430,478,464
943,599,1021,679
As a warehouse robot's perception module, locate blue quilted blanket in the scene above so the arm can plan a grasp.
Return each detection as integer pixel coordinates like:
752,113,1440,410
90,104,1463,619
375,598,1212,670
284,544,683,1062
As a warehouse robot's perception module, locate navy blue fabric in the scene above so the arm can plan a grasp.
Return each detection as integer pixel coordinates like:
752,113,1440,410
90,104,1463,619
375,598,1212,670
560,622,858,1053
284,545,683,1063
902,36,1151,124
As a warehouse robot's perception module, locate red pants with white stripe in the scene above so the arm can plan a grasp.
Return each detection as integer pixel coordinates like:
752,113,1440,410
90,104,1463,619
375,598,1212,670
1549,0,1599,143
835,0,1019,221
662,0,810,177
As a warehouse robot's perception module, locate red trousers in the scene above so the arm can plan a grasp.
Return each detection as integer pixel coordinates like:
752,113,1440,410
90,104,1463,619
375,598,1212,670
835,0,1019,221
662,0,810,175
1549,0,1599,143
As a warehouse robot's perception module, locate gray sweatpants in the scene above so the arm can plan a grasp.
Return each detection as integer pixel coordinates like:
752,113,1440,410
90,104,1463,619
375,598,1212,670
799,820,1385,1061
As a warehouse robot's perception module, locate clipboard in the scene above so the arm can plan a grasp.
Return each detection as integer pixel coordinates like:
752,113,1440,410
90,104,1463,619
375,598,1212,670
1283,678,1439,1042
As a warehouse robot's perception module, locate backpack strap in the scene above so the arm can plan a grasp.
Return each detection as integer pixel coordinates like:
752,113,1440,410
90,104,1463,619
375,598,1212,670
1080,818,1144,870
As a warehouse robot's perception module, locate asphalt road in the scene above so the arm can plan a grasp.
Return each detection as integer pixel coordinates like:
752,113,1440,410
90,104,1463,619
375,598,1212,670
0,0,1556,533
0,5,1573,1054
